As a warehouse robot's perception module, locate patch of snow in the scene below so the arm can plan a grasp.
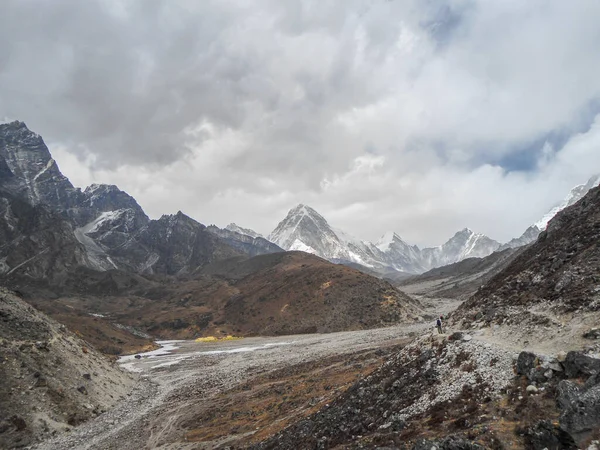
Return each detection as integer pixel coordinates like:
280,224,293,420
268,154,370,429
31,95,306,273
289,239,317,254
6,249,49,275
376,231,398,252
85,210,124,235
225,223,263,239
32,158,55,182
74,211,126,271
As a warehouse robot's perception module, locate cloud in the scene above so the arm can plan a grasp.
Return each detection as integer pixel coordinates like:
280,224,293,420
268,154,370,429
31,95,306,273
2,0,600,246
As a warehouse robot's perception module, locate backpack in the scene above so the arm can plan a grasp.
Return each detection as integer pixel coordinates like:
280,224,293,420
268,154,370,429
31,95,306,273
436,319,441,327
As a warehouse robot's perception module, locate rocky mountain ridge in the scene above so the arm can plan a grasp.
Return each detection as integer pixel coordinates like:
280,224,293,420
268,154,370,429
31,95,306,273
501,174,600,250
457,183,600,321
0,121,277,279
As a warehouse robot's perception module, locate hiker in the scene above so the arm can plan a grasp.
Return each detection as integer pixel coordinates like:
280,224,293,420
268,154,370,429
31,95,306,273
436,317,443,334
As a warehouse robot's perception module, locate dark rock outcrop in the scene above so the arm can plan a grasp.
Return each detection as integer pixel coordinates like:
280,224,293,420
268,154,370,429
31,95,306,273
562,351,600,378
517,351,537,376
519,420,576,450
557,378,600,445
0,121,271,277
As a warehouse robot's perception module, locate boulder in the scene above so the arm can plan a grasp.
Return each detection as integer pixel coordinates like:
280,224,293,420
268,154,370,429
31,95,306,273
583,328,600,340
558,383,600,445
448,332,463,342
529,367,548,383
557,380,582,408
526,385,539,393
540,356,563,372
411,437,485,450
517,352,537,376
521,420,576,450
563,352,600,378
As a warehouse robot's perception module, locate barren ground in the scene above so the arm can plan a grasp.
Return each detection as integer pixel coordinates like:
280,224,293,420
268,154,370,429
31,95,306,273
30,299,458,450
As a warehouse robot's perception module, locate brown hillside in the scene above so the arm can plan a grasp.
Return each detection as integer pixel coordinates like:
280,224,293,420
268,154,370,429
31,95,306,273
23,252,422,350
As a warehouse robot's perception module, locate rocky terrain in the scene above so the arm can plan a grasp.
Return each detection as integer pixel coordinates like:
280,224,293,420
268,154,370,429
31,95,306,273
251,335,600,449
0,288,135,449
23,304,600,450
456,184,600,324
28,317,447,450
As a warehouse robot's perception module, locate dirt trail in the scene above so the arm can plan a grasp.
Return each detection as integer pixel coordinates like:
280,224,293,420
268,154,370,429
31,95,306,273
32,313,455,450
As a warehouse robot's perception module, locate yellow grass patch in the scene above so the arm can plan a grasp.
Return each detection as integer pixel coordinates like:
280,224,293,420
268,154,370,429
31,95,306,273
195,335,243,343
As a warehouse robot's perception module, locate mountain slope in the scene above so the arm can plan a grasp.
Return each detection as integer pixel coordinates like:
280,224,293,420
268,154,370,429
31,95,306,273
0,121,84,209
398,247,522,299
23,252,422,340
225,223,263,239
0,121,275,276
0,288,134,449
501,174,600,250
419,228,501,270
207,225,283,257
0,188,92,280
375,232,426,273
457,183,600,319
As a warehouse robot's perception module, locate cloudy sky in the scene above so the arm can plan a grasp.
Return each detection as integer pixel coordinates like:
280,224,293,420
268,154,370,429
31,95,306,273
2,0,600,247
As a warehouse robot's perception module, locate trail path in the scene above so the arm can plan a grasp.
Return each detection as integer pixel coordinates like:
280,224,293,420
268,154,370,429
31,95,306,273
33,311,457,450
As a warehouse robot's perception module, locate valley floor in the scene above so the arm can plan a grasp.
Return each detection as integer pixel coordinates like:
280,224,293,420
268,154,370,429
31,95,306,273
32,300,460,450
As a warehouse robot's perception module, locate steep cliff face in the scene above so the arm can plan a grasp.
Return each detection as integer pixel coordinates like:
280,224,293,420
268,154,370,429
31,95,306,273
0,121,83,209
0,189,90,280
121,212,243,275
0,122,267,277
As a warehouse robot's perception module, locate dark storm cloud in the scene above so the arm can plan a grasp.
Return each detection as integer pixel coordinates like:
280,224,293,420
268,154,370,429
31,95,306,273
3,0,600,246
1,0,280,167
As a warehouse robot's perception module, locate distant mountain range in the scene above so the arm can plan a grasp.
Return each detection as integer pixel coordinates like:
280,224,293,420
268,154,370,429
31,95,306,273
267,204,500,274
263,176,600,274
1,120,596,279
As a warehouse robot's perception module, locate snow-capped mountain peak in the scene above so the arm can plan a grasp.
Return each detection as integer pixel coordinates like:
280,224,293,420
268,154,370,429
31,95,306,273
376,231,397,252
270,205,501,274
534,175,600,230
225,223,263,239
268,204,344,258
502,174,600,250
